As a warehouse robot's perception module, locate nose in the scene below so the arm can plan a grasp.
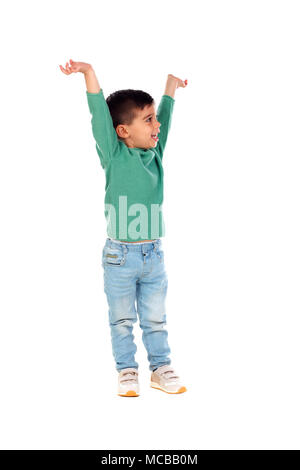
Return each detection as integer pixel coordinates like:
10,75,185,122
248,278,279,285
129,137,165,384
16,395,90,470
156,120,161,131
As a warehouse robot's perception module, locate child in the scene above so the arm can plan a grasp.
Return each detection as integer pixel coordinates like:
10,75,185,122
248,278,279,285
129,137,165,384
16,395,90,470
59,60,188,397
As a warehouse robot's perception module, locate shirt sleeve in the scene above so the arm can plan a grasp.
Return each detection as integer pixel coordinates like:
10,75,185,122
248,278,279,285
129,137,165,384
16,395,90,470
155,94,175,160
86,89,120,169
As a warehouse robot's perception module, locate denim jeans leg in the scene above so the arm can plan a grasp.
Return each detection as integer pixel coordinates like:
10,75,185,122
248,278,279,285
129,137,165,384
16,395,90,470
103,257,139,373
136,250,171,371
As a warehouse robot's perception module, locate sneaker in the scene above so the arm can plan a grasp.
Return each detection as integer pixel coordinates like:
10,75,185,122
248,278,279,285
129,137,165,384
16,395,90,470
150,365,187,394
118,368,139,397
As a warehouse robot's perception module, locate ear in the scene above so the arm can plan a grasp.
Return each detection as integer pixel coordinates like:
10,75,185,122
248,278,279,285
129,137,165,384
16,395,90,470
116,124,129,139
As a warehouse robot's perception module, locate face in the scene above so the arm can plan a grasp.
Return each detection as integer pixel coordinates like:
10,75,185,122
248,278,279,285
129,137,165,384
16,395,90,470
116,104,161,150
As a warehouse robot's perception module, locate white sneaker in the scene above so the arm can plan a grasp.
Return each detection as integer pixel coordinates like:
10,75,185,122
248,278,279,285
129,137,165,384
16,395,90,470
118,368,139,397
150,365,187,394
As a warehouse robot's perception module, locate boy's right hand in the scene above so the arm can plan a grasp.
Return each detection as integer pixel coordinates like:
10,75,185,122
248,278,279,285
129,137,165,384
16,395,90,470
59,59,92,75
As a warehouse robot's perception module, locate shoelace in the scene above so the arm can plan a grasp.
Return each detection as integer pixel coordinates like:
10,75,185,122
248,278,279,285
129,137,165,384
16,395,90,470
120,371,138,384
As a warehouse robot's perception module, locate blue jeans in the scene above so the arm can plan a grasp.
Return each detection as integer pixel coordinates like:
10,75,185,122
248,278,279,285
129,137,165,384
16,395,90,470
102,238,171,372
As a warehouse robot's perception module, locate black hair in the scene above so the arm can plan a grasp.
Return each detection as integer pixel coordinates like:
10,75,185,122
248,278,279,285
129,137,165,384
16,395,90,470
106,89,155,131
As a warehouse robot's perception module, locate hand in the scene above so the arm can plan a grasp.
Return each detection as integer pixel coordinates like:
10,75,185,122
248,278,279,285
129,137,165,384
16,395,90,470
167,74,188,89
59,59,92,75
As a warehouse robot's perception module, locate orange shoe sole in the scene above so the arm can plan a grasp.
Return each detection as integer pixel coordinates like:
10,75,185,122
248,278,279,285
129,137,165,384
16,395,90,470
150,384,187,394
118,390,139,397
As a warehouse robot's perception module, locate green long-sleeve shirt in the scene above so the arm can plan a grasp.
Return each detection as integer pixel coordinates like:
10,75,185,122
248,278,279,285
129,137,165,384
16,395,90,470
86,88,175,242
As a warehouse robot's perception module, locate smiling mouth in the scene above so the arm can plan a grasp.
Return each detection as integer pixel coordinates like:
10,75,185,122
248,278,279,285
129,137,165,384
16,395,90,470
151,134,159,142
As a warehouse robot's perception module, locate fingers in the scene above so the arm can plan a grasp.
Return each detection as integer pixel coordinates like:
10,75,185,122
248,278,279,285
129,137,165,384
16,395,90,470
179,78,188,87
176,78,188,88
59,64,70,75
59,60,73,75
169,74,188,87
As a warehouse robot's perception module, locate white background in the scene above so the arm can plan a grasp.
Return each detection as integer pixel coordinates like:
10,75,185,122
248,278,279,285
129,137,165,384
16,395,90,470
0,0,299,450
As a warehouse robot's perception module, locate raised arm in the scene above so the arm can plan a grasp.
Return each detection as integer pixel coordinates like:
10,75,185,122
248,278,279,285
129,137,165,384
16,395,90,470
155,74,188,159
59,60,120,169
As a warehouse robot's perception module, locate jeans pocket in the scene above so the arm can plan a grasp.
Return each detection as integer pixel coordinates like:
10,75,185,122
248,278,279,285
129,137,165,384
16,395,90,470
102,246,126,266
155,248,164,263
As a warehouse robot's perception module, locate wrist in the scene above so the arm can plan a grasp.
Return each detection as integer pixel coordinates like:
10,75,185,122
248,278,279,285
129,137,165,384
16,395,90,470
84,64,93,75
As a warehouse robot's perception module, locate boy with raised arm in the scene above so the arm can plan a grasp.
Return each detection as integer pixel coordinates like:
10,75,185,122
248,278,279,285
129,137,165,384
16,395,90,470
59,60,188,396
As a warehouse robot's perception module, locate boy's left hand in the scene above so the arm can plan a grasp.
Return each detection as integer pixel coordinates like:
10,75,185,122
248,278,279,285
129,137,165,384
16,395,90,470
167,74,188,88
